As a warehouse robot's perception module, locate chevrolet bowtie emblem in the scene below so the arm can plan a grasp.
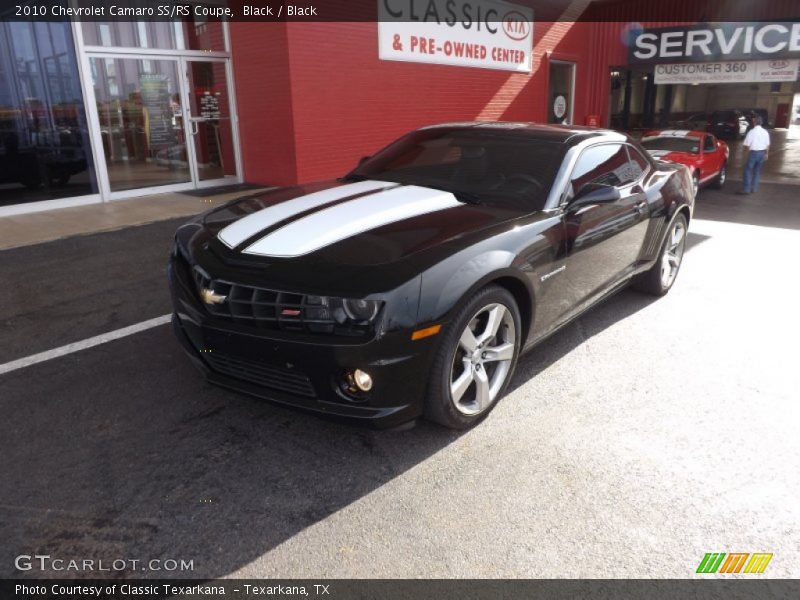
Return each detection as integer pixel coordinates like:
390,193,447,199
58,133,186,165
200,287,227,305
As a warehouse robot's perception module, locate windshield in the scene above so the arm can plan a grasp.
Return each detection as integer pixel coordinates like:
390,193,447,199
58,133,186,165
641,136,700,155
346,128,564,210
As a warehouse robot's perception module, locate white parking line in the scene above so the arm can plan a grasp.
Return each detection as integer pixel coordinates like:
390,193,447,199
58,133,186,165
0,314,172,377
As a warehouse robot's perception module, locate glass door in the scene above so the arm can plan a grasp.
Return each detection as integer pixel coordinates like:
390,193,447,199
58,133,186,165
548,60,576,125
182,58,238,187
89,56,191,193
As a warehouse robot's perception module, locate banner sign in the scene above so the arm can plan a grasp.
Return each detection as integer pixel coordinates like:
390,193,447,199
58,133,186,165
629,22,800,65
653,59,799,85
139,74,175,147
378,0,534,72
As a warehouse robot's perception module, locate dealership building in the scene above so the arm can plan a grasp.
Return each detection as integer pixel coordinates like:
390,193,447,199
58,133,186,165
1,0,798,216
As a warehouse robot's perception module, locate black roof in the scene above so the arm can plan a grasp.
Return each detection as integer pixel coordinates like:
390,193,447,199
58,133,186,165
419,121,626,146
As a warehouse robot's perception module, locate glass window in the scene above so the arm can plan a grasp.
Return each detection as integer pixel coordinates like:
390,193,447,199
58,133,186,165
350,129,564,210
704,135,716,152
569,144,638,194
641,135,701,155
81,19,226,52
626,145,649,177
185,61,238,183
91,57,190,192
0,22,98,207
548,62,575,125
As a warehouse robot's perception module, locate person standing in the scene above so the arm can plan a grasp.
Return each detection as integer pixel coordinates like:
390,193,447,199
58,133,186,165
738,115,770,194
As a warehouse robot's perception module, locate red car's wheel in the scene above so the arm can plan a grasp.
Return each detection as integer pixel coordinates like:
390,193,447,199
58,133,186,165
711,163,727,189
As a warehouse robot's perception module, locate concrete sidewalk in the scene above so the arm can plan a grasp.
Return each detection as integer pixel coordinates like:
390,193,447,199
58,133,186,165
0,187,271,251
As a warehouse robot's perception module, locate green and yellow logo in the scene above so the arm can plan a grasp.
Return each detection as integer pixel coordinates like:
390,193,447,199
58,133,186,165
696,552,773,574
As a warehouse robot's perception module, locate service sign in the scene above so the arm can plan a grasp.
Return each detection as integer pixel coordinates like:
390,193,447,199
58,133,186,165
629,22,800,65
378,0,534,72
653,59,799,85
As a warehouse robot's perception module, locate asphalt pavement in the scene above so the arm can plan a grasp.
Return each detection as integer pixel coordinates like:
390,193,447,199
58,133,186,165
1,182,798,579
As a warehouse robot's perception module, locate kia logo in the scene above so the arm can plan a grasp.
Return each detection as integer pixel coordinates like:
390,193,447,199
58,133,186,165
769,60,788,69
502,11,530,41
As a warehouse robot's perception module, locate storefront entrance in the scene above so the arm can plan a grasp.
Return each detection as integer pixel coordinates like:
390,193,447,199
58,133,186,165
0,18,242,215
85,54,239,197
78,20,242,200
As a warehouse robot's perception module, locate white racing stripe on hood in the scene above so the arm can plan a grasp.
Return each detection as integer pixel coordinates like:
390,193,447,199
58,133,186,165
217,179,393,248
243,185,463,257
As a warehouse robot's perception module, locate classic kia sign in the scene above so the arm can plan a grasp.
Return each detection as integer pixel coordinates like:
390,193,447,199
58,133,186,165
378,0,534,72
629,22,800,65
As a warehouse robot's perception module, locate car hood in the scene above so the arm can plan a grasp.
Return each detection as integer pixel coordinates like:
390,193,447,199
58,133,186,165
189,179,530,291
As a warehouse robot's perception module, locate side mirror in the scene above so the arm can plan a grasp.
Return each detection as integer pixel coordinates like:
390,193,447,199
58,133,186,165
358,155,371,165
570,183,620,208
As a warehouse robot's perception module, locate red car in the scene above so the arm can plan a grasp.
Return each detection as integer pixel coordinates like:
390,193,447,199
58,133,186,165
641,130,729,197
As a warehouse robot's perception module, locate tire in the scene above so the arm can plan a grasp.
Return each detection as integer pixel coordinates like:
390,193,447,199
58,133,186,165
49,171,71,187
632,213,688,297
424,285,522,429
710,162,726,189
691,171,700,198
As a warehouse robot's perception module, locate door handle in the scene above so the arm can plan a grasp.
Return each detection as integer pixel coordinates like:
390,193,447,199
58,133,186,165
190,121,200,135
635,200,648,214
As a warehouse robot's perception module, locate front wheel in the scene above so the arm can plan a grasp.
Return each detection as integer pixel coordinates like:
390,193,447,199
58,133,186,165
425,285,521,429
691,171,700,198
711,163,726,189
632,213,688,296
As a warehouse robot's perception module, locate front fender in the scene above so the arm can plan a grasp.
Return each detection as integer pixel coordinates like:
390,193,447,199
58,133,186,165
416,243,534,329
424,251,515,321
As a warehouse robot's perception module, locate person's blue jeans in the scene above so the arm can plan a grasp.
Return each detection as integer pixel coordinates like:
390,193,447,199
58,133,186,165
743,150,766,193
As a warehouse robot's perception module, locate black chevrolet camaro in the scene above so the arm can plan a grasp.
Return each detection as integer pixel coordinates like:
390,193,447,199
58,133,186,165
168,123,694,429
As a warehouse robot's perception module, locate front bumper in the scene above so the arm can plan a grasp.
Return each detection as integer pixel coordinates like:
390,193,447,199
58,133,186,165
168,255,437,428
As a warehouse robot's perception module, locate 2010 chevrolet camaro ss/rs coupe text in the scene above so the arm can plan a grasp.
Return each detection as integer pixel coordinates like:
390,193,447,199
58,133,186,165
168,123,695,429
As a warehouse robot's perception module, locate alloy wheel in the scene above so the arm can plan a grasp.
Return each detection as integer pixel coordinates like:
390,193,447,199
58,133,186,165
450,303,516,416
718,166,726,185
660,219,687,289
692,172,700,198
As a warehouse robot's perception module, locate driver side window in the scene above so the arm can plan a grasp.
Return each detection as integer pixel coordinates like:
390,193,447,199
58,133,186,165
704,135,716,152
568,143,633,198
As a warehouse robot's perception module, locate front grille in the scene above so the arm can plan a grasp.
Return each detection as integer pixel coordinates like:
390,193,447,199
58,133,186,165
204,352,316,398
192,266,367,336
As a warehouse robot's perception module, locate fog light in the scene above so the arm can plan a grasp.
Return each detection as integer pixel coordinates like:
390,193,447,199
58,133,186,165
352,369,373,392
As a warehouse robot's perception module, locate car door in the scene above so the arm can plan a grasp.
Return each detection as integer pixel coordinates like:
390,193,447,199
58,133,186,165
560,143,651,310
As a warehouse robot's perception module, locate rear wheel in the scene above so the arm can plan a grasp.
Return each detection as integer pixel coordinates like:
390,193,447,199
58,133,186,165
425,285,521,429
711,162,727,189
632,213,688,296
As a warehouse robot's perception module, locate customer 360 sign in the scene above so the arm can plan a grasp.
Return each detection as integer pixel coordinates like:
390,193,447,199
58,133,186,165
378,0,534,72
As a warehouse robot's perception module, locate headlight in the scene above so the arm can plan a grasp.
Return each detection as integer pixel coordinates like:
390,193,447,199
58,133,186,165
342,298,380,321
305,295,382,327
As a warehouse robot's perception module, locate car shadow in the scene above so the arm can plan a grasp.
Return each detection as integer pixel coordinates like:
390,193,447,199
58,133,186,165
0,241,707,581
0,325,462,580
507,232,709,396
695,182,800,230
507,287,658,397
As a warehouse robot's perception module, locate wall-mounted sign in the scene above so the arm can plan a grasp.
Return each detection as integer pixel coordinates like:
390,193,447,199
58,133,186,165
653,59,799,85
553,94,567,120
378,0,534,72
140,74,175,147
199,92,222,120
629,22,800,65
